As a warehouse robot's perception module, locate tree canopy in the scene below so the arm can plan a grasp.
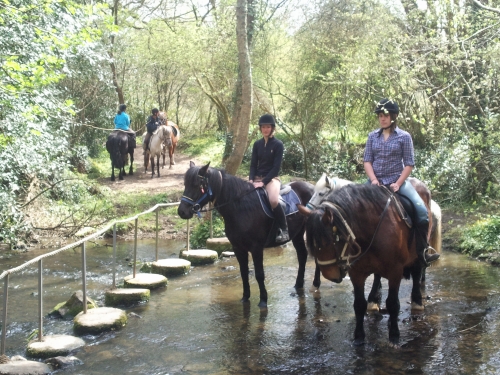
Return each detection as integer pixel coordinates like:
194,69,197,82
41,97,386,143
1,0,499,244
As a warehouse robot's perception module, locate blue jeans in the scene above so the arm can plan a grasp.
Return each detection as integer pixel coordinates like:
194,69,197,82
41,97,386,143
366,179,428,226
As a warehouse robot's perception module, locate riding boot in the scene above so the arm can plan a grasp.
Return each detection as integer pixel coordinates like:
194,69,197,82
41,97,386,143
273,204,289,243
416,223,440,266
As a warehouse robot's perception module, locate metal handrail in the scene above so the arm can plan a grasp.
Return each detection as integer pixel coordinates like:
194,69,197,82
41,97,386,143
0,201,201,355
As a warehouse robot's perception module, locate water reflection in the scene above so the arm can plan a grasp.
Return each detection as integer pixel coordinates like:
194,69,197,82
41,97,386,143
1,240,500,374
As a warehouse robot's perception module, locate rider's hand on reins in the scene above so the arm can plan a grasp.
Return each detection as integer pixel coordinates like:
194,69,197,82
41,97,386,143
390,183,400,192
253,181,264,188
371,179,380,186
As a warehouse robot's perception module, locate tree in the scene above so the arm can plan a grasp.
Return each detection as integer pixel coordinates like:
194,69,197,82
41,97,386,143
223,0,253,174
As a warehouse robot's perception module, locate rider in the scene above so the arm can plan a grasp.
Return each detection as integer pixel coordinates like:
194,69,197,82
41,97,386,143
143,108,160,153
114,104,135,136
249,114,289,243
363,98,439,266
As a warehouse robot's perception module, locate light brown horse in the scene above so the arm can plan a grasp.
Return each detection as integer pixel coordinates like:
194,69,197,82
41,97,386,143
162,120,180,169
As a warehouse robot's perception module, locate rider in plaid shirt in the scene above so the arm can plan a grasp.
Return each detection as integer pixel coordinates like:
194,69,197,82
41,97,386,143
364,98,439,266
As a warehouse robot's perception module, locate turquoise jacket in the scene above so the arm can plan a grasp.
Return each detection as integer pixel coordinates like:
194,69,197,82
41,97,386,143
114,112,131,131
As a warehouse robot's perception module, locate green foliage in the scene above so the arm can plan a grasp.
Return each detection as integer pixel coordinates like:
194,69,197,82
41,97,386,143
458,216,500,257
190,213,225,249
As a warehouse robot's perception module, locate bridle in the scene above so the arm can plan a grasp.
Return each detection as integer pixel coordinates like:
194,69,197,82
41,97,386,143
180,170,259,218
180,174,215,218
315,196,392,272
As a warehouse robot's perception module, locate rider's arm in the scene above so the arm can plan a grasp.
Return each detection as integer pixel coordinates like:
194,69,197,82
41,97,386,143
364,162,379,185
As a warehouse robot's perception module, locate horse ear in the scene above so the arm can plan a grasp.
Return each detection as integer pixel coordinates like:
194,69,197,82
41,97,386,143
190,161,196,168
199,162,210,176
325,175,330,186
297,204,312,217
321,207,335,226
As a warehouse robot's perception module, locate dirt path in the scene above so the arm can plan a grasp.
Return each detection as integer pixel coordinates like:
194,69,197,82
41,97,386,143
101,145,200,194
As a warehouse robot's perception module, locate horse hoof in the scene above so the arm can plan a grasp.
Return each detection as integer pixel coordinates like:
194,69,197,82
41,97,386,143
353,338,365,346
240,297,250,303
258,300,267,309
367,302,380,312
411,302,425,311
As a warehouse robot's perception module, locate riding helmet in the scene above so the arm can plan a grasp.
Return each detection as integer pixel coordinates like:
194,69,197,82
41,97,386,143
152,108,159,114
258,114,276,127
118,104,127,112
374,98,399,115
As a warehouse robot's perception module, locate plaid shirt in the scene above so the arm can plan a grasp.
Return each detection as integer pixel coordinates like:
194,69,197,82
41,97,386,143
363,126,415,185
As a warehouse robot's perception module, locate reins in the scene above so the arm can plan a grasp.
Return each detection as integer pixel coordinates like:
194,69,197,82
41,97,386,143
320,188,392,268
181,170,259,217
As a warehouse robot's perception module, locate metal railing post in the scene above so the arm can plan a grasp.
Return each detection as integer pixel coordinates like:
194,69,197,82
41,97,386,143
112,223,117,289
81,243,87,314
209,202,213,239
186,219,190,251
38,259,43,341
133,218,138,278
1,274,9,355
155,209,159,261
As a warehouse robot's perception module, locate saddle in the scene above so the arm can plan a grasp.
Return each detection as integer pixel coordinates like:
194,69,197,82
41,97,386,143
381,186,413,228
255,185,300,219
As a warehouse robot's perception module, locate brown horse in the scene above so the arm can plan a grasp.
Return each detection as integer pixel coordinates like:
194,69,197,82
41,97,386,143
162,120,180,169
299,183,433,346
143,112,180,172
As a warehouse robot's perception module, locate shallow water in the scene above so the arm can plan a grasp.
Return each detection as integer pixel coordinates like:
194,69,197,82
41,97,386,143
1,240,500,374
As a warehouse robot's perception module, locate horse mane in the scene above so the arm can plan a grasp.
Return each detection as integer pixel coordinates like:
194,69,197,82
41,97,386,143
185,165,256,212
306,184,390,254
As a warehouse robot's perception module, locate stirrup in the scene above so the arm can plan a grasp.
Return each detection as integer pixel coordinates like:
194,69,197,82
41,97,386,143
276,229,289,243
424,246,440,264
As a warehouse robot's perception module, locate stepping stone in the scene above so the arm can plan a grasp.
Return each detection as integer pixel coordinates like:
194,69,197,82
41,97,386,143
0,361,52,375
221,251,235,257
73,307,127,335
206,237,232,255
180,249,219,265
105,288,150,307
151,259,191,277
123,273,167,289
26,334,85,359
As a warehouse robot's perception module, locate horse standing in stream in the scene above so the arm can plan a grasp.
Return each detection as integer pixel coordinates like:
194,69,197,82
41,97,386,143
299,182,435,345
177,162,321,308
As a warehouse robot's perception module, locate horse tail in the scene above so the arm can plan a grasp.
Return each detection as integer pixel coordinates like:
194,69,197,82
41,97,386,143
111,134,125,169
429,199,442,254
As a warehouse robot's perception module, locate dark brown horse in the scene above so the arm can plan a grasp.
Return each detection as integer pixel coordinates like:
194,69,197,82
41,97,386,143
299,183,433,345
177,162,321,308
106,130,135,181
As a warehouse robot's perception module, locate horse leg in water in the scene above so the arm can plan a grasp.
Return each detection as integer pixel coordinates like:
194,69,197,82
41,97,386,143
351,273,368,346
410,264,424,310
234,247,251,303
367,274,382,311
251,248,268,308
386,273,403,345
292,227,321,289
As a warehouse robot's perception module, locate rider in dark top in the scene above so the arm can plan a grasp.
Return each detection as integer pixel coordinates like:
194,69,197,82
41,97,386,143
143,108,160,152
249,114,289,243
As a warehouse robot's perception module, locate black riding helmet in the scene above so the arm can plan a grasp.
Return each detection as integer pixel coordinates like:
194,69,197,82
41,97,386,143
374,98,399,115
258,114,276,127
152,108,159,115
118,104,127,112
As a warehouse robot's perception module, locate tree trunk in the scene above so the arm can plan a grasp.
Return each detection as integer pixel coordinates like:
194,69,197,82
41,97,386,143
223,0,253,174
110,0,125,105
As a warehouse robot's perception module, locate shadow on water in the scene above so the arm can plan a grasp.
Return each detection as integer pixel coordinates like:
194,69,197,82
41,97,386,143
1,240,500,374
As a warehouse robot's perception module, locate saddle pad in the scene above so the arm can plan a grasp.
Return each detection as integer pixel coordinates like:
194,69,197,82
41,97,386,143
256,187,301,219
